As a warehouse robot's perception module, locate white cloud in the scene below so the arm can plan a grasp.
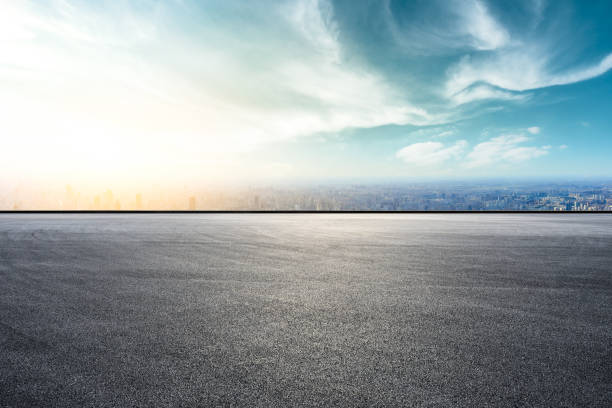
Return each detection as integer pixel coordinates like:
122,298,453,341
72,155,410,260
396,132,553,169
559,144,568,149
437,130,455,138
396,140,467,166
383,0,612,106
441,0,612,105
450,83,527,105
446,50,612,104
407,127,456,139
289,0,340,63
459,0,510,51
549,53,612,86
527,126,540,134
465,134,548,168
384,0,509,55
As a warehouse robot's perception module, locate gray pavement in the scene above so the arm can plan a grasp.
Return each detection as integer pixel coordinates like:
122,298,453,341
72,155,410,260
0,214,611,407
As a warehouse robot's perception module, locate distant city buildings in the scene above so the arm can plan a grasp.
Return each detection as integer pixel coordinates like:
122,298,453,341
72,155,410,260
3,181,612,211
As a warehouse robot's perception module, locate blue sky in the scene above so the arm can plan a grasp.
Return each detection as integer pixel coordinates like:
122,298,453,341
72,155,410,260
1,0,611,188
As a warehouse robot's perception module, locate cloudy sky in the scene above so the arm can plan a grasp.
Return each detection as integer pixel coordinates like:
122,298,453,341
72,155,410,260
1,0,611,188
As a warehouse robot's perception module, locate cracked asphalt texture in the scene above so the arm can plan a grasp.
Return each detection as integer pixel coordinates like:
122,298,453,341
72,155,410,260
1,214,611,407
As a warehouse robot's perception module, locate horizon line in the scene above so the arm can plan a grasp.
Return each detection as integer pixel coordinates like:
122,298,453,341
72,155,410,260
2,210,610,214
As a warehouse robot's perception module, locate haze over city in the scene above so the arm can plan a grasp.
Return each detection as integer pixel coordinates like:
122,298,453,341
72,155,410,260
4,180,612,211
2,0,612,206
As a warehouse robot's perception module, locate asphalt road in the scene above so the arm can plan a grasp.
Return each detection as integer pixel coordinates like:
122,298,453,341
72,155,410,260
1,214,611,407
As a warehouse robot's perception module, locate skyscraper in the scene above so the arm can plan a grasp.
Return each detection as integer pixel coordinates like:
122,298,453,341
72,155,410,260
103,190,114,210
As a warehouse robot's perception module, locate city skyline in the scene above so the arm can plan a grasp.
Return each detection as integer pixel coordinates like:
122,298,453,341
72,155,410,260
5,179,612,211
1,0,612,197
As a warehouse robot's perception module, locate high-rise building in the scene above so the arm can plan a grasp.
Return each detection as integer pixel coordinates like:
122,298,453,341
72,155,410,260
135,193,143,210
103,190,114,210
64,185,76,210
188,196,196,211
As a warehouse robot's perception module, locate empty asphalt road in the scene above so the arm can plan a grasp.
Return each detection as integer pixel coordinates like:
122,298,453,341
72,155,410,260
1,214,611,407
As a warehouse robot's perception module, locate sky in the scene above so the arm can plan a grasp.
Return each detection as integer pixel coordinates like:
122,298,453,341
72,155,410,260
1,0,611,191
